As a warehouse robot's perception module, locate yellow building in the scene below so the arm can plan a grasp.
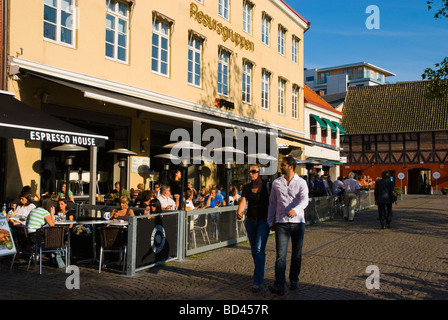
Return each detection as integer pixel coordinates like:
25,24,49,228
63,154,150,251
2,0,311,202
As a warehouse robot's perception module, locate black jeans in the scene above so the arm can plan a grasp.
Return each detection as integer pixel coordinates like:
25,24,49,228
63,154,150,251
378,203,392,227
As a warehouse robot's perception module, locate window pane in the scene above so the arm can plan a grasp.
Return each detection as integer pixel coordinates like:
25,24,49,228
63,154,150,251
61,0,72,12
117,47,126,61
118,19,127,33
61,27,72,44
151,59,158,72
106,14,115,29
118,33,126,47
44,0,57,7
61,11,72,28
161,62,167,75
44,6,57,23
44,22,56,40
119,3,128,16
106,43,114,58
106,29,115,44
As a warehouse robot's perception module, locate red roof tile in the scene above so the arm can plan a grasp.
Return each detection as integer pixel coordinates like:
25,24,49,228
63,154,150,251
304,85,342,115
280,0,310,27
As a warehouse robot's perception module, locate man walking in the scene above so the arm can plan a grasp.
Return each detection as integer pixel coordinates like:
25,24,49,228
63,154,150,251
374,171,396,229
343,172,360,222
267,155,309,295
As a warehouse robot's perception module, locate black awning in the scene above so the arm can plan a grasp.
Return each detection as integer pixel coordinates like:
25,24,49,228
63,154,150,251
0,92,108,147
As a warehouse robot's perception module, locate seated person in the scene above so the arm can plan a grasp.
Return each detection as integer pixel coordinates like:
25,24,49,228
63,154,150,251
203,187,224,208
110,181,131,203
26,194,55,242
9,192,36,224
56,199,74,221
57,183,74,202
157,185,178,210
110,195,135,221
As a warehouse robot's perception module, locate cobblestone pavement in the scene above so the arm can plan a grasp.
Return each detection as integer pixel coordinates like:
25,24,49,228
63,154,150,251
1,194,447,302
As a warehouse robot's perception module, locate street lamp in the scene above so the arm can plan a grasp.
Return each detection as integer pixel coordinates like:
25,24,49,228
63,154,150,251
107,148,137,198
51,144,87,200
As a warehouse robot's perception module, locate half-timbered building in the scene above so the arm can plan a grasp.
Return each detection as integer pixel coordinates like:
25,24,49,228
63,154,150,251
341,81,448,194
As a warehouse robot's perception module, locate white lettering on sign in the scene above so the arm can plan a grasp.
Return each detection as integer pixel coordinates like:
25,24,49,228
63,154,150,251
30,131,96,146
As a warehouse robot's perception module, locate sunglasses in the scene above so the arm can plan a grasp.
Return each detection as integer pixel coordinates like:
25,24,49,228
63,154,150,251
249,170,259,174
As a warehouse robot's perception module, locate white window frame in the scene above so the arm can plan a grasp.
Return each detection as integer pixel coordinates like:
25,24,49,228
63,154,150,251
278,79,285,115
188,36,202,88
243,2,253,35
105,0,129,63
219,0,229,20
261,71,270,110
43,0,76,47
292,86,298,119
218,50,230,97
261,16,270,46
242,62,252,104
278,27,285,56
151,18,170,77
292,37,299,64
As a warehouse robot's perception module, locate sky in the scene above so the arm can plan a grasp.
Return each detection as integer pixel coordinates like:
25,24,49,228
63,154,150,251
286,0,448,83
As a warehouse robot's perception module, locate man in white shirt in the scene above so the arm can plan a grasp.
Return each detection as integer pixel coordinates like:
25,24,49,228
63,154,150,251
267,155,309,295
343,172,360,221
157,185,178,210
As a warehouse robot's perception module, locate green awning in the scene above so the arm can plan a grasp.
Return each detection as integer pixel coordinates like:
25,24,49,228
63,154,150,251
322,118,337,132
332,121,347,134
311,114,327,129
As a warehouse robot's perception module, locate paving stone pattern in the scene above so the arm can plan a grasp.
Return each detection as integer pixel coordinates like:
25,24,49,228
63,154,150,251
1,195,447,301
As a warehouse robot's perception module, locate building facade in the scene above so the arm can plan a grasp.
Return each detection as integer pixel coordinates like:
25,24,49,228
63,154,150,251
305,62,395,96
2,0,311,202
341,81,448,194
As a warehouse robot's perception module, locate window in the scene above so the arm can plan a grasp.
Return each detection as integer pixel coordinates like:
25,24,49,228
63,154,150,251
243,2,253,35
278,79,285,115
219,0,229,20
106,0,129,63
292,37,299,64
278,26,285,55
319,72,329,84
152,18,170,76
218,50,229,96
357,67,364,79
331,131,337,146
292,86,298,119
262,15,270,46
188,36,202,87
310,116,317,141
344,68,353,80
242,62,252,104
44,0,75,46
261,71,270,110
321,129,328,144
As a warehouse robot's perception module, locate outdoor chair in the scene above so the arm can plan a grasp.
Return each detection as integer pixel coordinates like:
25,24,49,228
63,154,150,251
192,214,211,248
9,225,37,271
39,226,68,274
98,226,127,273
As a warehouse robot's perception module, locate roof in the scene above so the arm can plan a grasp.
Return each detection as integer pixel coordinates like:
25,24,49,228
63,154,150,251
304,85,342,115
341,81,448,135
279,0,310,28
322,92,347,108
314,62,395,77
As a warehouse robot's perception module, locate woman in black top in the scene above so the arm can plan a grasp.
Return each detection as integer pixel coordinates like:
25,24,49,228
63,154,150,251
237,164,271,293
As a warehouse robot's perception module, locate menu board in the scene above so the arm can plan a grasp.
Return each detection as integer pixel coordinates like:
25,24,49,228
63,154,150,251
0,217,17,256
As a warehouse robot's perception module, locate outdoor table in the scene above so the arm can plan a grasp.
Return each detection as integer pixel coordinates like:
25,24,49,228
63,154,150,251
106,220,128,226
77,220,106,263
55,220,77,266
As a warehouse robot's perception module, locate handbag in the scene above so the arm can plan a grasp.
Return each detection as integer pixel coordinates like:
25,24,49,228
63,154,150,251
390,189,397,203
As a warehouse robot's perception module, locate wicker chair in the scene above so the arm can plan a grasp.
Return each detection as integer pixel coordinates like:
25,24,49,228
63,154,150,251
98,226,127,273
9,225,36,271
39,226,68,274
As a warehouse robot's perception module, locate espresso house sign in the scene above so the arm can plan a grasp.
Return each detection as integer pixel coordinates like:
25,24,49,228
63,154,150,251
190,2,255,52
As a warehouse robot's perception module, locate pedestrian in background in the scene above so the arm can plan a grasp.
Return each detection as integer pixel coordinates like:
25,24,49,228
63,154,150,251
267,155,309,295
374,171,396,229
343,172,360,222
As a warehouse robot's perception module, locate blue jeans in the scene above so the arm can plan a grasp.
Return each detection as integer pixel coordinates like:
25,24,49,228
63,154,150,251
274,223,305,290
244,218,270,286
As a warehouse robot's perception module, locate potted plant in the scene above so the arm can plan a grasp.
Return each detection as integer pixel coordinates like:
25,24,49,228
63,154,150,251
394,187,402,200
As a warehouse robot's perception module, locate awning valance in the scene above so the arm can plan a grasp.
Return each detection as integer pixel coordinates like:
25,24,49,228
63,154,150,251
0,92,108,147
311,114,327,129
332,121,347,134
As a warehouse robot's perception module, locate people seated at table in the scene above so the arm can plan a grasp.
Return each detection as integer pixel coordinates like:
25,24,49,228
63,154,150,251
184,189,199,211
130,182,145,205
109,181,131,203
57,183,74,202
138,190,155,210
195,186,208,207
110,195,135,221
228,185,241,206
56,199,74,221
148,198,163,215
157,185,179,210
21,185,40,201
25,194,56,243
203,187,224,208
8,192,36,225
